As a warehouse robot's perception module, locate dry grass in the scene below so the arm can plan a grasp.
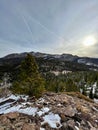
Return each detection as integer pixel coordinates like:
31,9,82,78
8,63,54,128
62,92,94,103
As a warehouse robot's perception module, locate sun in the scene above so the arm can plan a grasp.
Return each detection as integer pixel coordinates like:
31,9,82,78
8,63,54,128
83,36,96,46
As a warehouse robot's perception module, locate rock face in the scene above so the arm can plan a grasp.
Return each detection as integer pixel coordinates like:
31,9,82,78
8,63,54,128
0,92,98,130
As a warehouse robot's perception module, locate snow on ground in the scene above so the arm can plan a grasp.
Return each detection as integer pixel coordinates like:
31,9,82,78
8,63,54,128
0,94,19,102
42,112,61,128
38,98,45,103
0,94,37,115
0,94,62,129
7,94,28,101
37,107,50,116
40,128,45,130
75,126,79,130
0,94,28,103
18,107,38,116
0,101,15,109
0,102,38,116
94,98,98,103
92,82,97,94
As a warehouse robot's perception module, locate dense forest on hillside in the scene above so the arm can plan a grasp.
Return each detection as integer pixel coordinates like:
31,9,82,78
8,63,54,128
0,55,98,99
44,71,98,98
0,56,89,79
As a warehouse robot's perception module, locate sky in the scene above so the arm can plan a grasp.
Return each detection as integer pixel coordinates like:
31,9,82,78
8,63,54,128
0,0,98,58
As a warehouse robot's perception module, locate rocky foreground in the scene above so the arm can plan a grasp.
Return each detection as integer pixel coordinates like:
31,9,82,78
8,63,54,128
0,92,98,130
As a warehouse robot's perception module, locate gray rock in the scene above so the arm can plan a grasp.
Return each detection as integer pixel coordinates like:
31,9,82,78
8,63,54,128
61,122,75,130
64,105,76,117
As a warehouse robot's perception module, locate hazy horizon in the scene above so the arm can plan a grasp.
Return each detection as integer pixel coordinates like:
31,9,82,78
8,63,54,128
0,0,98,57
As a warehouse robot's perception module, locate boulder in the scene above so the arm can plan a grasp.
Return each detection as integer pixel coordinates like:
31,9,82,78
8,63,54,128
65,105,76,117
22,123,35,130
0,115,10,124
6,112,19,119
22,123,39,130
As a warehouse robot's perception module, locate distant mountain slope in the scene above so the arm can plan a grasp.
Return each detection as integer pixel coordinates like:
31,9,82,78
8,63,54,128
1,51,98,65
0,51,98,78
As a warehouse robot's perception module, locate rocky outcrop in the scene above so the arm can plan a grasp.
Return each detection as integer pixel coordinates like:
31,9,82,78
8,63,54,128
0,92,98,130
0,112,40,130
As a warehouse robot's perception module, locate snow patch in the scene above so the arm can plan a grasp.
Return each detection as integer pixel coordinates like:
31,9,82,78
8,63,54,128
94,98,98,103
57,103,62,107
40,128,45,130
0,94,28,103
92,82,97,94
0,101,15,110
0,94,37,116
38,98,45,103
0,104,38,116
42,112,61,128
37,107,50,116
75,126,79,130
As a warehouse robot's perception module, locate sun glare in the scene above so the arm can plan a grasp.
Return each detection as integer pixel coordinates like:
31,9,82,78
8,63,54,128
83,36,96,47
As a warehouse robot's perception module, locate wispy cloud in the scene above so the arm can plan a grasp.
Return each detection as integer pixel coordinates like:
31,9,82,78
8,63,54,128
0,0,98,57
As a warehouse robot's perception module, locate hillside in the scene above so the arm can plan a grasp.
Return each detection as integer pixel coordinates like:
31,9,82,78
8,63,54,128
0,51,98,79
0,92,98,130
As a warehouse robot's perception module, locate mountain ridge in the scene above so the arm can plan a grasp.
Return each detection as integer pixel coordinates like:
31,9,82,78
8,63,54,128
1,51,98,67
0,51,98,79
1,51,98,59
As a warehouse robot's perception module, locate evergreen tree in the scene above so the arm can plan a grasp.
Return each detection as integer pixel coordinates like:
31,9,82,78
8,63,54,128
89,87,94,99
82,87,87,96
12,54,45,97
65,79,78,92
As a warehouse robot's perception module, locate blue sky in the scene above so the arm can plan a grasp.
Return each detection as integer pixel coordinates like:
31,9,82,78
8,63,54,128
0,0,98,57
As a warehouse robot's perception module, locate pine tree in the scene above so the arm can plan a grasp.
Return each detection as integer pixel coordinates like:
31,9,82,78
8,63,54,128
12,54,45,97
65,79,78,92
82,87,87,96
89,87,94,99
